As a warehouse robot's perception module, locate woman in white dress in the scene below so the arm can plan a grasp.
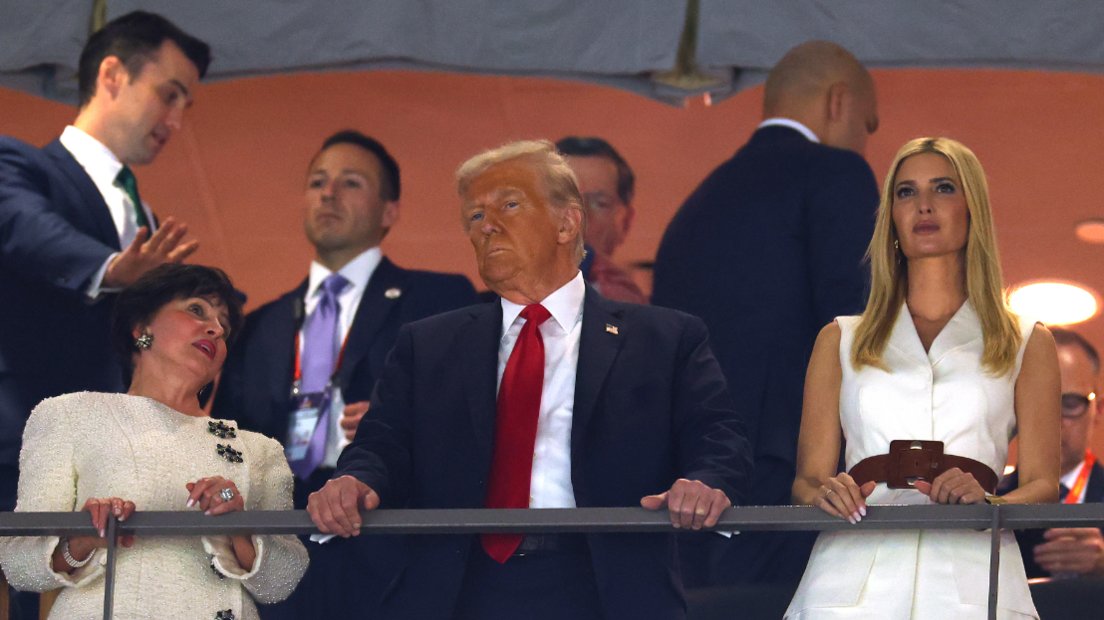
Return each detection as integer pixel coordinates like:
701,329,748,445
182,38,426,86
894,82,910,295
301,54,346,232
0,264,308,620
787,137,1060,619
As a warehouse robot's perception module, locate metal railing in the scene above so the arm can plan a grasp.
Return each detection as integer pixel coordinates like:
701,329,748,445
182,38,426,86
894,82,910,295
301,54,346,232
4,503,1104,620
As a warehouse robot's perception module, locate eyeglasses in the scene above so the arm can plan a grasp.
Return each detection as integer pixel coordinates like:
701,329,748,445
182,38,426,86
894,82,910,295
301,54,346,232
1061,392,1096,419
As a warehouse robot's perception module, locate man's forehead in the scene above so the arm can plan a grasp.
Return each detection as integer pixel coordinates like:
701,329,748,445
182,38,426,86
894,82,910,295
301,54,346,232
466,160,542,198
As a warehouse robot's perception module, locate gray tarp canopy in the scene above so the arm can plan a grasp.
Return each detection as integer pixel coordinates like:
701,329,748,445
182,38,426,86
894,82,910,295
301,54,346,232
3,1,1104,106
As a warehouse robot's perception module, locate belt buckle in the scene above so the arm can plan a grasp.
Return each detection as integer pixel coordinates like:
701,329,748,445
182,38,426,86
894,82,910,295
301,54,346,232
886,439,944,489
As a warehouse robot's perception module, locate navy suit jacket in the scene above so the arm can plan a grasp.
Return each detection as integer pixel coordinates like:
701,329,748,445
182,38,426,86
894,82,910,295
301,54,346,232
1005,463,1104,579
651,125,878,493
0,137,126,466
335,286,752,620
212,256,477,448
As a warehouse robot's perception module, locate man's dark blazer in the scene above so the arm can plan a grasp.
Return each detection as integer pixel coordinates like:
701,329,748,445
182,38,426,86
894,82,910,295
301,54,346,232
210,256,477,619
0,136,125,481
335,286,752,620
651,125,878,583
1005,464,1104,579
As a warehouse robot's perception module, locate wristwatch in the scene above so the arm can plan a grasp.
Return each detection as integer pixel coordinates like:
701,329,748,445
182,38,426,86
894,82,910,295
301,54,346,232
60,538,93,569
984,495,1008,506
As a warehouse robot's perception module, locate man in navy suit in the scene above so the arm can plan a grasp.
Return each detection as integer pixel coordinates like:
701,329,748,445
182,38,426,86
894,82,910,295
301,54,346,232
651,41,880,585
307,140,751,620
212,130,477,618
1006,328,1104,578
0,11,208,509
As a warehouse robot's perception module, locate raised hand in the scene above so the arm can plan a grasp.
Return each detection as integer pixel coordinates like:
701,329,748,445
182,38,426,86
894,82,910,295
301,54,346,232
103,217,199,288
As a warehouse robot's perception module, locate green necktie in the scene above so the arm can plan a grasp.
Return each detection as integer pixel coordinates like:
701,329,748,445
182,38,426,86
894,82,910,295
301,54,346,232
114,165,152,231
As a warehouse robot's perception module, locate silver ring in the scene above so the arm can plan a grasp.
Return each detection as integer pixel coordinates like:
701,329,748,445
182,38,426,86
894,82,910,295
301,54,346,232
219,488,235,502
824,489,836,498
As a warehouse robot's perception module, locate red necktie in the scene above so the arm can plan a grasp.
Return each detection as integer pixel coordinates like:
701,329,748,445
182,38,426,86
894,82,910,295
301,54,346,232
482,304,552,563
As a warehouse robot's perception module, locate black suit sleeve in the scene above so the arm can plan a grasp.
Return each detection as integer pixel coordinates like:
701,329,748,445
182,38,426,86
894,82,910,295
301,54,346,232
804,151,879,326
0,144,115,292
672,316,753,504
334,324,415,507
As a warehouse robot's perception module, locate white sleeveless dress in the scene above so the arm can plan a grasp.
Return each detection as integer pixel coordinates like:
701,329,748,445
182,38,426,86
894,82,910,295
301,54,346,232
785,302,1039,620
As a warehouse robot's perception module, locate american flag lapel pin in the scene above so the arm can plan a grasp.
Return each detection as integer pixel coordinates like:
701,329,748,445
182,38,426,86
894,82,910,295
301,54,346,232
606,324,618,335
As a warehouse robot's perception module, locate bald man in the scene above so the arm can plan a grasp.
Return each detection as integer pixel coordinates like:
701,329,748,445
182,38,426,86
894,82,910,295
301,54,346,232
652,41,880,586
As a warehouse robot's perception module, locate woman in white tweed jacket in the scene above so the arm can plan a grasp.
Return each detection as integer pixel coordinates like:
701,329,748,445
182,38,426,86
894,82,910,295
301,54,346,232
0,265,308,620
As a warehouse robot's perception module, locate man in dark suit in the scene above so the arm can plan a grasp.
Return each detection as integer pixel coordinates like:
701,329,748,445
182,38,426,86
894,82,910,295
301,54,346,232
651,41,880,585
1006,328,1104,578
0,11,207,508
0,12,207,620
307,140,751,620
212,130,477,618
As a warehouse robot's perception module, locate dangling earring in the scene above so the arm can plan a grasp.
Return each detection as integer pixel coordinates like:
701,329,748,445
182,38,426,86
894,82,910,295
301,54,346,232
136,334,153,350
894,239,899,250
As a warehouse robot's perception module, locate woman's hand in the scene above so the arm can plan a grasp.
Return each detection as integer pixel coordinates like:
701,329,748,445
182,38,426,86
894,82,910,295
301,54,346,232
913,467,987,504
185,477,244,515
814,473,875,523
187,477,256,571
53,497,136,573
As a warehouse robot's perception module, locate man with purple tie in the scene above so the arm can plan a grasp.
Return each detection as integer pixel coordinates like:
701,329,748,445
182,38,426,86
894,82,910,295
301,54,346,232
212,130,476,619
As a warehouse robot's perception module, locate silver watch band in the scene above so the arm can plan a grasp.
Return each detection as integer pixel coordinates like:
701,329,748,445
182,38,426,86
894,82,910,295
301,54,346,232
61,538,93,569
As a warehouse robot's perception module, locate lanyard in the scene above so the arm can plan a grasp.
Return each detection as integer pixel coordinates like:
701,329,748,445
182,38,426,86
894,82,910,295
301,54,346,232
291,332,350,396
1064,449,1096,504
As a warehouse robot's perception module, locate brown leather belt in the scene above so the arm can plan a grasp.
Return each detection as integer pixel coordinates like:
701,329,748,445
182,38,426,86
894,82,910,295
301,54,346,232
847,440,999,494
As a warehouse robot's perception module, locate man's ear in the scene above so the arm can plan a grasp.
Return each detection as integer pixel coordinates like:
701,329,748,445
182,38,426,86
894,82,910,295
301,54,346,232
381,200,401,230
98,55,128,100
825,81,849,124
558,205,583,246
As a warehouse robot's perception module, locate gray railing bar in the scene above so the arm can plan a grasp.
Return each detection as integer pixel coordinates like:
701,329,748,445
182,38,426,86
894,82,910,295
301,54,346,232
103,514,117,620
2,503,1104,538
987,505,1000,620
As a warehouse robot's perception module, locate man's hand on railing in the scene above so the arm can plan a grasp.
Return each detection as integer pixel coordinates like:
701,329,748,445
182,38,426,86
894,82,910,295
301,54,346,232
640,478,730,530
306,475,381,537
1034,527,1104,575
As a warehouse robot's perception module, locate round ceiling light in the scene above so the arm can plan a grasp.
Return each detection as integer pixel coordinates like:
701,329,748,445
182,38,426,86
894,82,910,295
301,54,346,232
1008,282,1099,325
1075,219,1104,244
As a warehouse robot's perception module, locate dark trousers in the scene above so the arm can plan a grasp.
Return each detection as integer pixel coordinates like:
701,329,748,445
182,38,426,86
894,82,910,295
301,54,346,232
452,537,604,620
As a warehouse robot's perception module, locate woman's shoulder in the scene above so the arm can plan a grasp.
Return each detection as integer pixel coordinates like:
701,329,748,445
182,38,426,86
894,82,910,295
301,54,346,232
34,391,129,414
231,428,286,460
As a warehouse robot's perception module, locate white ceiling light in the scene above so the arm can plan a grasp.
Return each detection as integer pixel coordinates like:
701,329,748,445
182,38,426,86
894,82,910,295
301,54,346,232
1008,282,1099,325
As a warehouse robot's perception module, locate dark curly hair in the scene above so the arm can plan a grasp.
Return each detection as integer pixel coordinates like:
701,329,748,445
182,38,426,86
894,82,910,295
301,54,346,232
112,264,244,380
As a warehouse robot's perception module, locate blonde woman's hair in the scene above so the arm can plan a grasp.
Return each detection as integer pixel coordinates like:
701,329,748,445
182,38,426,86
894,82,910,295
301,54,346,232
455,140,587,265
851,137,1022,374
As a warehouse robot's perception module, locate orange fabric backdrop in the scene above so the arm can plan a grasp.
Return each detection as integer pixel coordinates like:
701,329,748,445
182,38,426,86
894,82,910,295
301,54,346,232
4,67,1104,457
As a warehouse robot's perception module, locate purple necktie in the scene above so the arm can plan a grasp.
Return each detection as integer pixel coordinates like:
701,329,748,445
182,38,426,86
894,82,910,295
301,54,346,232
291,273,349,479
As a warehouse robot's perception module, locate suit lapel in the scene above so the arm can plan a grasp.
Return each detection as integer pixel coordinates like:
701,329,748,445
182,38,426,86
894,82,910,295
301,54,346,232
1086,462,1104,504
463,303,503,454
43,139,120,250
334,257,406,390
570,287,626,453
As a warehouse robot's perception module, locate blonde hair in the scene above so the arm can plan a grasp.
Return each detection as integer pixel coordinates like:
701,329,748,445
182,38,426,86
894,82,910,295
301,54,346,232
456,140,587,265
851,137,1022,374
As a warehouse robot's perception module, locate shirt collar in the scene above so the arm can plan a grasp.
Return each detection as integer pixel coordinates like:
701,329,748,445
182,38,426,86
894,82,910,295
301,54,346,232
500,271,586,335
1061,458,1088,492
59,125,125,186
758,118,821,144
307,247,383,300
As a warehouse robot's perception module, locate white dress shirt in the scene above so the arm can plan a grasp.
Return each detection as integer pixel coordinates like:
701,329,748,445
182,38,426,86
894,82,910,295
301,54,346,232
58,126,156,297
300,247,383,467
498,271,585,509
757,117,821,143
1060,459,1089,504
